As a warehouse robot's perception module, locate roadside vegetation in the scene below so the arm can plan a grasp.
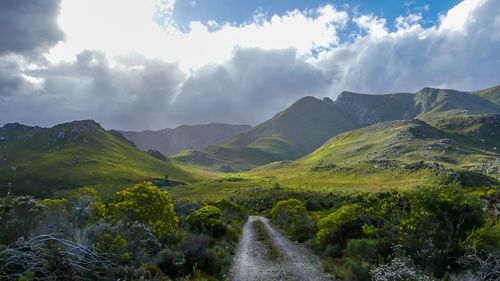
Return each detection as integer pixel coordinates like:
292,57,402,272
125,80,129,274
0,182,247,280
266,183,500,281
1,178,498,280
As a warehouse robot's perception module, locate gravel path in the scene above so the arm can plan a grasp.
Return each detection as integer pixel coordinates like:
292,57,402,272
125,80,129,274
228,216,332,281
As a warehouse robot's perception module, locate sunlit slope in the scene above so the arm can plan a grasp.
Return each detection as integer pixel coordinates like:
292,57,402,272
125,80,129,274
174,85,500,172
0,120,201,197
473,84,500,106
250,115,499,190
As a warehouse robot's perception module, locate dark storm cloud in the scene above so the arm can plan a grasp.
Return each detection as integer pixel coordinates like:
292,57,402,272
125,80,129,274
0,48,330,130
24,51,187,130
0,0,499,130
171,48,331,125
0,0,64,57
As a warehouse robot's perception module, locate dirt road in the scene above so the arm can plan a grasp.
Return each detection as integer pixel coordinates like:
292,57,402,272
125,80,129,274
228,216,332,281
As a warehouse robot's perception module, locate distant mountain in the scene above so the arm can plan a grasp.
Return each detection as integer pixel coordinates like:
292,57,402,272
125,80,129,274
473,85,500,106
174,85,500,172
297,115,499,167
119,123,251,155
0,120,196,197
251,115,499,189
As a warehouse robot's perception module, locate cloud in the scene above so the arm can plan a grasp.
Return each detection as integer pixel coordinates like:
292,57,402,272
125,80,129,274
0,0,499,130
171,48,331,126
1,48,329,130
0,0,64,58
0,55,45,96
47,2,348,70
18,51,186,130
318,0,500,95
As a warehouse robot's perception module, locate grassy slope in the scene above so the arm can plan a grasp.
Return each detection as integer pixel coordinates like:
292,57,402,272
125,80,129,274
473,85,500,106
0,121,207,197
416,87,500,120
173,97,358,171
170,115,499,200
173,86,500,173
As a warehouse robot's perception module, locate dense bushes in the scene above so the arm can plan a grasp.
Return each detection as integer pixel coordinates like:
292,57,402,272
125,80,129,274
0,196,45,244
267,185,499,281
316,204,363,248
270,198,315,241
186,205,225,237
0,182,247,280
106,181,178,237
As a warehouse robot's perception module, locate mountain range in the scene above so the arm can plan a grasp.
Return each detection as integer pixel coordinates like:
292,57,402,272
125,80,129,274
1,84,499,196
119,123,251,156
173,86,500,172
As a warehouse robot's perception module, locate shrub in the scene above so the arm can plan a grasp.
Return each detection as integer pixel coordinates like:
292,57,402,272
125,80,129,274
270,198,307,223
316,204,363,247
401,185,485,276
270,198,314,241
179,234,221,278
370,256,434,281
345,239,380,265
186,205,225,237
210,199,246,224
40,187,104,240
86,220,161,267
106,182,178,237
339,239,381,281
0,196,45,244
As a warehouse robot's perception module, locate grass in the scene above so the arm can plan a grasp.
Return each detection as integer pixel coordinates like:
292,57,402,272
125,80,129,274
2,111,498,201
0,121,209,198
252,220,280,260
473,84,500,106
169,116,499,201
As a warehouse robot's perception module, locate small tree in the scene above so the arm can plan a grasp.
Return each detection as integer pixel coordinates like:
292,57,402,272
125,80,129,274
106,182,178,237
186,205,225,237
270,198,312,241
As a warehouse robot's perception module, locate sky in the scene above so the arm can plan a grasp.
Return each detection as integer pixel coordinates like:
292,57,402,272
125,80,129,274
0,0,499,130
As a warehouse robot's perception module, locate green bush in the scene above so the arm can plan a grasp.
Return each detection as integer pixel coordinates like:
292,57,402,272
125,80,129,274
106,182,178,238
316,204,363,248
0,196,45,244
401,185,485,276
345,239,380,264
339,239,381,281
270,198,314,241
186,205,225,237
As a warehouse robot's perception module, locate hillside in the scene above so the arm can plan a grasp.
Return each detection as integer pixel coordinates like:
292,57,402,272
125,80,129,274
247,115,499,191
0,120,199,197
119,123,251,155
174,85,500,172
473,84,500,106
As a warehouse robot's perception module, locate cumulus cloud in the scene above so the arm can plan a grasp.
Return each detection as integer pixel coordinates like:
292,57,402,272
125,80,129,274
1,48,329,130
0,0,64,57
170,48,331,126
47,1,348,70
319,0,500,94
0,0,499,130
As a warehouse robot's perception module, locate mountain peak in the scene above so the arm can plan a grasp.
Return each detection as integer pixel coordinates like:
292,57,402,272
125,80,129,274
52,120,103,132
419,86,438,92
335,91,371,104
0,123,36,131
293,96,322,104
